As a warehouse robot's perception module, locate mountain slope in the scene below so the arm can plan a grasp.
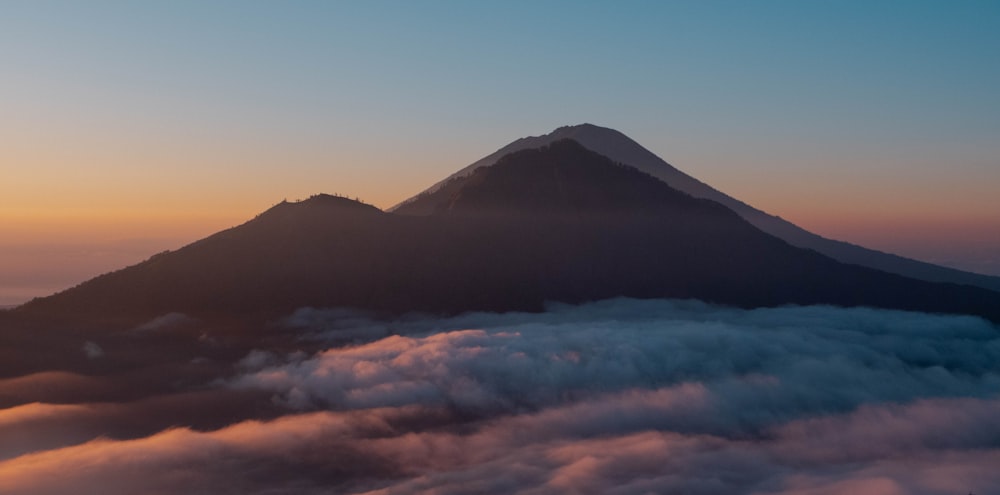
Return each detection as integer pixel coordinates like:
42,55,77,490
394,124,1000,292
18,141,1000,326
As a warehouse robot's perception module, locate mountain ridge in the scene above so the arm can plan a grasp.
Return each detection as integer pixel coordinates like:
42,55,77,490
397,139,736,218
395,124,1000,292
15,140,1000,326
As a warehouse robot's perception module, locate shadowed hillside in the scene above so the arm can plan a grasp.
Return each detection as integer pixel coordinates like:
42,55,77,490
16,140,1000,327
396,124,1000,293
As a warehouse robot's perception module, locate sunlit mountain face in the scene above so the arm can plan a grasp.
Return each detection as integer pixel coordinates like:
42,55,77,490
2,129,999,494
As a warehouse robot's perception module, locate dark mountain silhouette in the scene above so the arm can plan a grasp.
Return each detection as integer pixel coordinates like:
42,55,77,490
16,139,1000,326
395,124,1000,292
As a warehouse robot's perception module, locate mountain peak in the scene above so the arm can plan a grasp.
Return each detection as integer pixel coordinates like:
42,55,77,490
394,138,731,218
15,128,1000,324
299,193,376,209
391,125,1000,292
390,124,655,212
262,194,381,216
390,123,693,212
551,122,605,133
552,122,620,134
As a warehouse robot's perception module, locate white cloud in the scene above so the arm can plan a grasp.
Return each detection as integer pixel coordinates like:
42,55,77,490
3,299,999,494
237,299,1000,433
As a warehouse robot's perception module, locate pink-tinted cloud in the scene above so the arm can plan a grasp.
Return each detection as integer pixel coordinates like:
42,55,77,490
4,299,1000,494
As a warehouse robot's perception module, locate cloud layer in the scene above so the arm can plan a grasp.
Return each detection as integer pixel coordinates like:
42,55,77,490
2,299,999,494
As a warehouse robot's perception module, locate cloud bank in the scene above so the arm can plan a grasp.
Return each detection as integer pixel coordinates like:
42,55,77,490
1,299,998,494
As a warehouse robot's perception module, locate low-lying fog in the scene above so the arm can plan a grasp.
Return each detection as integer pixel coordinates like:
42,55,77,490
2,298,998,494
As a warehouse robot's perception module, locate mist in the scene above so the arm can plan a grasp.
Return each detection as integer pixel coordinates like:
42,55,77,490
2,298,998,494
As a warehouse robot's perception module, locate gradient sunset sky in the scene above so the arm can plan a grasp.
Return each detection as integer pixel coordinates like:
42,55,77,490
2,0,999,305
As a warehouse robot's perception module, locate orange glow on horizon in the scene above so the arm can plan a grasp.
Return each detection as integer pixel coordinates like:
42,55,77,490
1,210,248,244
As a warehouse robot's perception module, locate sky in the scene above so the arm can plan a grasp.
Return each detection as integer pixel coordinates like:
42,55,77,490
2,0,999,304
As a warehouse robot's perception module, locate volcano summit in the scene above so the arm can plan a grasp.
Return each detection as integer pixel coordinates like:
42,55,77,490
14,127,1000,326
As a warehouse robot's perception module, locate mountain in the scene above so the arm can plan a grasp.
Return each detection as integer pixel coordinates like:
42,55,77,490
394,124,1000,293
16,139,1000,326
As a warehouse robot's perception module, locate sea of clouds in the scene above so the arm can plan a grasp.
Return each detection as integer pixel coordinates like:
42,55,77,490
1,298,999,494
